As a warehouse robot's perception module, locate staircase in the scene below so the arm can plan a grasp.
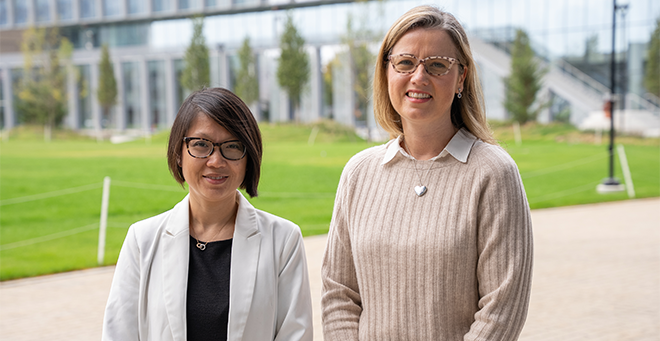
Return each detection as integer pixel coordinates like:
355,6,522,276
468,34,660,137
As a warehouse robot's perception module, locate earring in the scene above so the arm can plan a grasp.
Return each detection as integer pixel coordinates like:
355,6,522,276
457,88,463,99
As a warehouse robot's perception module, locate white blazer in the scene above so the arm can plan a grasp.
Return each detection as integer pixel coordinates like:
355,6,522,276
102,191,313,341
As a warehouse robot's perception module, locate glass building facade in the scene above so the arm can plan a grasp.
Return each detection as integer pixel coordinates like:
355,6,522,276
122,61,141,129
77,65,93,129
0,0,658,134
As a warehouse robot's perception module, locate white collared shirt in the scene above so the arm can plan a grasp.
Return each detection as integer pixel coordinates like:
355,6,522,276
381,127,477,165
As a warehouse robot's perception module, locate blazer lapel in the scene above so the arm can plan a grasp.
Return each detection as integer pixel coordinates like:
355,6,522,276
227,191,262,341
162,195,191,341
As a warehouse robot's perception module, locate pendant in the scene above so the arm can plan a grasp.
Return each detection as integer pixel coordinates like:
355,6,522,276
414,185,427,197
196,242,206,251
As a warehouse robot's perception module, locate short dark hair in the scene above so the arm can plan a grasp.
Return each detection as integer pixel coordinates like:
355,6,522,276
167,88,263,197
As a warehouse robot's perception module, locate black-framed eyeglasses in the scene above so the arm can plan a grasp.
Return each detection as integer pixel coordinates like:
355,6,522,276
388,53,461,76
183,137,247,161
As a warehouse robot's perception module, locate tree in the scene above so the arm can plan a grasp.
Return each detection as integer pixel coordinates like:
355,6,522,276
181,16,210,92
15,25,73,141
234,37,259,107
97,44,117,129
644,17,660,98
277,14,309,121
343,14,375,125
504,29,547,124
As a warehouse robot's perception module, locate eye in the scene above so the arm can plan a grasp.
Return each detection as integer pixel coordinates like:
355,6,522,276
396,58,415,66
429,61,448,69
192,140,210,148
224,141,244,150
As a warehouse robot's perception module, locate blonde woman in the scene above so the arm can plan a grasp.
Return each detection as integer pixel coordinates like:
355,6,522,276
322,6,533,340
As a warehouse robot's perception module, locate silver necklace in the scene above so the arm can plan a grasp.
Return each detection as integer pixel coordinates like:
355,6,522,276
404,140,435,197
191,212,235,251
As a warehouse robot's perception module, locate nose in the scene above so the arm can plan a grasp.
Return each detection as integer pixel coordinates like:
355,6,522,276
410,61,429,84
206,146,227,168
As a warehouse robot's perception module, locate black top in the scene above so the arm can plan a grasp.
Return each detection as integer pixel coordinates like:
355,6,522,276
187,236,232,341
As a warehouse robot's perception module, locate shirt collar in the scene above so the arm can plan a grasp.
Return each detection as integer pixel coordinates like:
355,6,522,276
381,128,476,165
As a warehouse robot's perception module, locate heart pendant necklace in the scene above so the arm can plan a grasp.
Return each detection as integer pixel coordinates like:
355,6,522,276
405,140,435,197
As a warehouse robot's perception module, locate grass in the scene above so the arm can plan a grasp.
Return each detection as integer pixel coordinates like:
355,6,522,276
0,122,658,280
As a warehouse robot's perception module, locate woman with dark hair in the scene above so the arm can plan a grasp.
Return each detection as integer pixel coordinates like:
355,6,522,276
103,88,313,341
322,6,533,340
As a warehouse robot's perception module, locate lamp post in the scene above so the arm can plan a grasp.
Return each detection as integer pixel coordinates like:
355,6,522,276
597,0,626,193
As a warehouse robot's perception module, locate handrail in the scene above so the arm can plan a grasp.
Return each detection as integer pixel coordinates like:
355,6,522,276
553,59,610,96
626,92,660,115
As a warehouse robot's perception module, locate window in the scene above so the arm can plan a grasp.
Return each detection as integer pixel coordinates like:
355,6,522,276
77,65,93,128
128,0,146,15
148,60,166,128
14,1,28,24
103,0,122,17
80,0,96,18
36,0,50,22
57,0,73,20
0,0,8,25
122,62,141,128
153,0,172,12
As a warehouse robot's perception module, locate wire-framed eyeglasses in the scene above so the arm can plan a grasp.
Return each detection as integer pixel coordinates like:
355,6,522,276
388,54,461,76
183,137,247,161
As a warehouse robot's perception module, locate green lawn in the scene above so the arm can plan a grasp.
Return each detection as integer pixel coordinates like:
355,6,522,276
0,123,658,280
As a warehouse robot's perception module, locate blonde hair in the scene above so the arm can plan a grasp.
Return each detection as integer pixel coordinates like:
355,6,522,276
373,5,496,144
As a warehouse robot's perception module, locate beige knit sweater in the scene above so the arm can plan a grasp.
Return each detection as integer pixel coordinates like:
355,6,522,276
321,130,533,341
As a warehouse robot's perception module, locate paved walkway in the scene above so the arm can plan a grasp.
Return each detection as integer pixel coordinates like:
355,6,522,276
1,198,658,341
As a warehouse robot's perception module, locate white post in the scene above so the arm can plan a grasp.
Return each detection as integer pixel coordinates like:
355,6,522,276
97,177,111,265
617,144,635,198
308,126,319,146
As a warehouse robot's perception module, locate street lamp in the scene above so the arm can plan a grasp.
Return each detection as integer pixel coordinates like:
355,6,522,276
597,0,628,194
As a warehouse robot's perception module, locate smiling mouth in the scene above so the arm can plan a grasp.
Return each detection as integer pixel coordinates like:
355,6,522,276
407,92,431,99
204,175,227,180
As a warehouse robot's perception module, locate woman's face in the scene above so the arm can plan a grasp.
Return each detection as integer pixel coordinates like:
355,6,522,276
180,113,247,207
387,28,466,131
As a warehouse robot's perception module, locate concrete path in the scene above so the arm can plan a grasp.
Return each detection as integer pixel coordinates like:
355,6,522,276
1,198,658,341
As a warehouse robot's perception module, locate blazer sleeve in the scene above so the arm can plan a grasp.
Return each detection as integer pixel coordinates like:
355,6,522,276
274,226,314,341
464,150,534,341
321,164,362,340
102,225,141,341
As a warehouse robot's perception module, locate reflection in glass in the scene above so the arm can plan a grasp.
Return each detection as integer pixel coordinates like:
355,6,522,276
36,0,50,22
77,65,93,128
153,0,172,12
81,0,96,18
57,0,73,20
14,1,28,24
174,59,186,111
148,60,166,129
99,23,149,47
128,0,146,15
122,62,141,128
103,0,122,17
0,0,7,26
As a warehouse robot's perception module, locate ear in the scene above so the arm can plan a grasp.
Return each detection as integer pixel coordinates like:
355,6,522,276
457,65,467,92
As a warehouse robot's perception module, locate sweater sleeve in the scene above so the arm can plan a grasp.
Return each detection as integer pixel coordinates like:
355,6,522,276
321,160,362,340
464,148,534,341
